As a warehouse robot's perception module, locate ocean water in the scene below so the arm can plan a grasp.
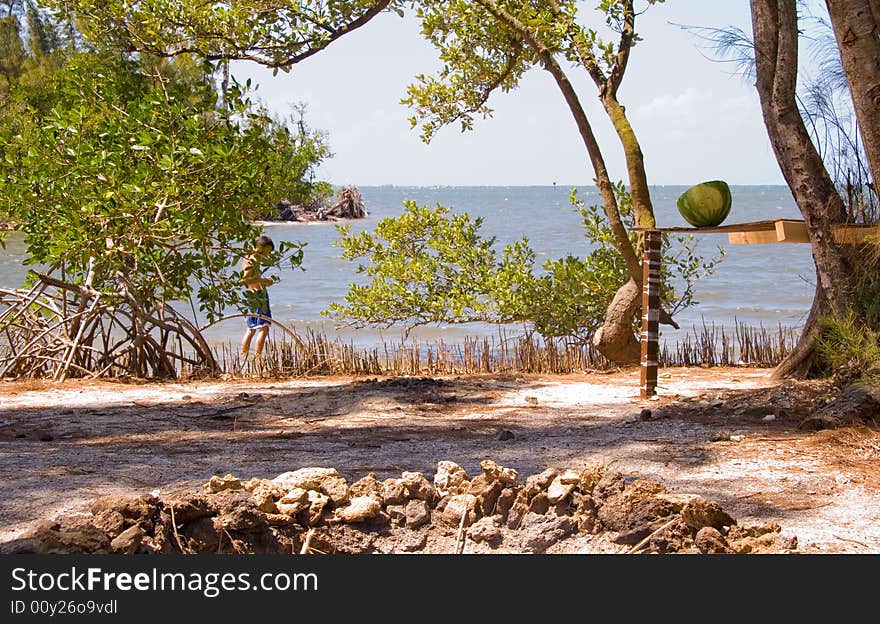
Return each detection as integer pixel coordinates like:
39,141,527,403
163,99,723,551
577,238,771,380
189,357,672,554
0,185,815,348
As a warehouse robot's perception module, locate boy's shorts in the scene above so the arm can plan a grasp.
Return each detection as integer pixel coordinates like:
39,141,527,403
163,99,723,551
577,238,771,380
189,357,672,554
246,290,271,329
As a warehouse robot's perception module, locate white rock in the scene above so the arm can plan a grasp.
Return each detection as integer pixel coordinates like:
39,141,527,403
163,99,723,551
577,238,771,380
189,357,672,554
400,471,435,500
336,496,382,523
252,490,278,514
557,469,581,485
305,491,331,525
480,460,519,486
276,501,307,516
434,461,469,496
547,477,576,504
273,487,310,515
241,478,265,492
656,492,702,512
500,468,519,486
439,493,477,526
272,467,349,504
578,462,606,493
279,487,308,504
307,490,330,506
205,473,242,493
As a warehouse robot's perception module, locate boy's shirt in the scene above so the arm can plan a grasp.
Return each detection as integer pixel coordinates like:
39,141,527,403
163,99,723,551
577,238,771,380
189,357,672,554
241,254,266,291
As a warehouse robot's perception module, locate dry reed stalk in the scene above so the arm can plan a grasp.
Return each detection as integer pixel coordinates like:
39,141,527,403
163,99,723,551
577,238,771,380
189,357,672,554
168,506,190,554
628,518,678,554
454,507,468,555
300,528,316,554
222,528,242,554
2,293,798,379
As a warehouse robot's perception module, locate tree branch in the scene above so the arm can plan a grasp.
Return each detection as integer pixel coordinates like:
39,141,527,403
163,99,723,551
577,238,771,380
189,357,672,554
608,0,635,98
104,1,394,69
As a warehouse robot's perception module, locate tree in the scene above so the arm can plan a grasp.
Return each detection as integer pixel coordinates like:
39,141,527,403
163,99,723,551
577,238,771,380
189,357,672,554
684,3,878,376
0,8,26,92
0,1,73,220
0,2,377,379
0,52,305,378
749,0,878,377
260,103,334,216
0,1,341,374
55,0,698,364
53,0,728,366
403,0,680,363
824,0,880,188
328,202,536,331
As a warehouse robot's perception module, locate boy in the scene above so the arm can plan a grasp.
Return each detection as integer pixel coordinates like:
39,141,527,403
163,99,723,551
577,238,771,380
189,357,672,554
240,235,275,360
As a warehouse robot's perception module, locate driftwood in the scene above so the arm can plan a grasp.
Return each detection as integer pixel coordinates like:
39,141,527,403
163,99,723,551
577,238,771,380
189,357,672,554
320,186,367,220
269,186,367,222
273,197,323,222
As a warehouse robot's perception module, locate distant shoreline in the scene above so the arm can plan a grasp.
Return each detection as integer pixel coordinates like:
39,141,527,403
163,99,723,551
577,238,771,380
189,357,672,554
251,217,364,227
349,183,794,189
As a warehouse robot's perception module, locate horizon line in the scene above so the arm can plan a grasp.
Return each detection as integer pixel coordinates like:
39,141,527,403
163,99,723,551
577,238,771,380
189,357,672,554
333,183,792,188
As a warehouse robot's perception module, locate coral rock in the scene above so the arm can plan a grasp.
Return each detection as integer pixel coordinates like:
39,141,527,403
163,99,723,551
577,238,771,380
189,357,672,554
438,494,478,527
205,474,242,493
695,527,734,554
272,468,349,505
400,471,437,502
468,516,503,547
518,513,576,553
110,525,146,554
434,461,469,497
349,473,383,499
336,496,382,524
680,498,736,531
547,476,577,504
405,500,431,529
381,479,408,505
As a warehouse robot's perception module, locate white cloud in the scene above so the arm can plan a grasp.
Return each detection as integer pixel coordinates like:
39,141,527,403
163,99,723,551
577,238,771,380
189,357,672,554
636,87,712,118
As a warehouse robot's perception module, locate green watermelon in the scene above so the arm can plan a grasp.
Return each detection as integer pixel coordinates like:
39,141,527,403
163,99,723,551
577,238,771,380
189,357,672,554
677,180,732,227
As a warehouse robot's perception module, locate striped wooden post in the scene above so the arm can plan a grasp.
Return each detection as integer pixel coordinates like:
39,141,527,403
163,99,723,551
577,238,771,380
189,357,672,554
640,229,662,398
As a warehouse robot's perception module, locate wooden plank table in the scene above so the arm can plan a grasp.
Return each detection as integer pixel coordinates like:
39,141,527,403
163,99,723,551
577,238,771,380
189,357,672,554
635,219,878,398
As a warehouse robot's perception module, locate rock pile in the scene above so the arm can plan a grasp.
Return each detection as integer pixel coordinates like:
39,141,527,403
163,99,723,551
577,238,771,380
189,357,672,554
3,461,797,554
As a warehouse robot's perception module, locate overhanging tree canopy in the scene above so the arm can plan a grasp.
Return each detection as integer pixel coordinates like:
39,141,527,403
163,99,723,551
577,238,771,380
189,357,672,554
49,0,396,68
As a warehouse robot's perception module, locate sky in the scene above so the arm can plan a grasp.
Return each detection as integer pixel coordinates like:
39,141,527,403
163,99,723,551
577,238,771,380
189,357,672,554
231,1,813,187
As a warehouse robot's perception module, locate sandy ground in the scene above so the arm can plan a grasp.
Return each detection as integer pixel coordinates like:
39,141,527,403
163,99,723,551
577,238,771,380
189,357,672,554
1,366,879,553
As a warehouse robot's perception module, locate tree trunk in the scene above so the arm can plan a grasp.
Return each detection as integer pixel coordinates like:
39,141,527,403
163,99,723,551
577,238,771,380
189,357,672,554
771,284,826,378
600,96,656,230
541,62,646,361
591,90,668,363
751,0,859,377
536,57,649,362
523,36,650,363
555,84,642,284
592,278,641,363
825,0,880,187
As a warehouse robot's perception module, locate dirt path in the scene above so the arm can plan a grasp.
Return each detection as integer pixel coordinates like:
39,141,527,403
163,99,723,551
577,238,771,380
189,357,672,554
1,367,878,552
